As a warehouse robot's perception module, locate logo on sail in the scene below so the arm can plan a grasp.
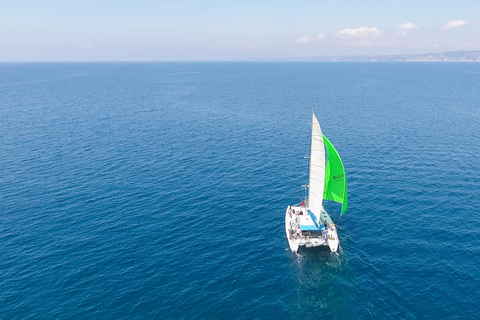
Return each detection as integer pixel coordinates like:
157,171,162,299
332,174,344,181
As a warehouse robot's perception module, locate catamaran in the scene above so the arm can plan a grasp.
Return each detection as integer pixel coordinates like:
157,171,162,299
285,112,348,253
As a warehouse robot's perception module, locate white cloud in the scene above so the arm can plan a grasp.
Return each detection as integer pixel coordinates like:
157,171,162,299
316,34,327,41
399,22,418,31
338,27,383,38
297,36,313,44
396,22,419,36
443,20,469,29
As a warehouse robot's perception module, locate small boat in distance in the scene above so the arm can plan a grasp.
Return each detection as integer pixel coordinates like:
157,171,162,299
285,112,348,253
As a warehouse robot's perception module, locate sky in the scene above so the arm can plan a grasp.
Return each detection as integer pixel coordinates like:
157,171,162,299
1,0,479,61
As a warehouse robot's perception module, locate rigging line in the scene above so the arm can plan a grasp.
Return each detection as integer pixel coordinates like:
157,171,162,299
304,117,312,197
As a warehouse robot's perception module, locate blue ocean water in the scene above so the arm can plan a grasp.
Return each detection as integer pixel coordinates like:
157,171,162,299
1,62,479,319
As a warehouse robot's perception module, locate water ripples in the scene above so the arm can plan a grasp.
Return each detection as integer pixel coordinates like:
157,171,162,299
1,62,480,319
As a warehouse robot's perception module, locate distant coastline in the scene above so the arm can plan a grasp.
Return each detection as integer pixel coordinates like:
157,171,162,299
2,50,480,63
271,50,480,62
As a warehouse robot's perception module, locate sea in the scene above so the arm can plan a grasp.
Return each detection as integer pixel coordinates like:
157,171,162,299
1,62,479,319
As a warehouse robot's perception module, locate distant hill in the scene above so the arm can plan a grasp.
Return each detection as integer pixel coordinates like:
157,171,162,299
285,50,480,62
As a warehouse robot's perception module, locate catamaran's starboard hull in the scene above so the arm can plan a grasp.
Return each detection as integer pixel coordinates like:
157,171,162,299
328,239,339,253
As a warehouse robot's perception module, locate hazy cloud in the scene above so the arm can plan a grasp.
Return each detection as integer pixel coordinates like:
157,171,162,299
297,34,327,44
350,40,392,47
316,34,327,41
297,36,313,44
443,20,469,29
338,27,383,38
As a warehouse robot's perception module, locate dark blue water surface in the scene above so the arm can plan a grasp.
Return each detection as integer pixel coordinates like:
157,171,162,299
1,62,479,319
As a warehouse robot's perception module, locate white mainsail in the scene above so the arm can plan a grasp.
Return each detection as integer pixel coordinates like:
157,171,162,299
308,113,325,223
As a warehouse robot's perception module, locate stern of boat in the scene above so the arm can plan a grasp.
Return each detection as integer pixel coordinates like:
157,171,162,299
327,223,339,253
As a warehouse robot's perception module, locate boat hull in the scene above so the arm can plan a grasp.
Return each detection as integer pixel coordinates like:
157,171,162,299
328,238,339,252
285,208,300,253
285,206,339,253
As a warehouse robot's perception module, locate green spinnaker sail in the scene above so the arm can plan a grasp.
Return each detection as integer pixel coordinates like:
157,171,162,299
323,135,348,214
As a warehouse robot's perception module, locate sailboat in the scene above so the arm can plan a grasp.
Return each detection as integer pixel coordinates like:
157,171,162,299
285,112,348,253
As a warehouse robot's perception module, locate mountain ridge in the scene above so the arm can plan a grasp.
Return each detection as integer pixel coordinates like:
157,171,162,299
278,50,480,62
